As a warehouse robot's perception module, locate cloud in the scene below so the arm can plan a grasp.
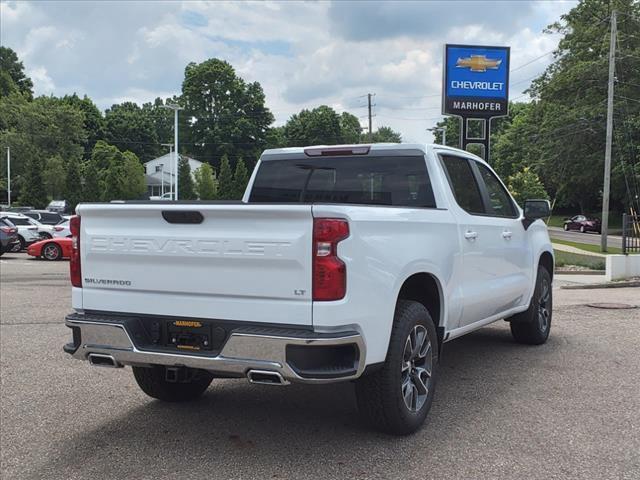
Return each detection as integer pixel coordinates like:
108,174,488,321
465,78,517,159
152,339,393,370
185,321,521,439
0,0,577,144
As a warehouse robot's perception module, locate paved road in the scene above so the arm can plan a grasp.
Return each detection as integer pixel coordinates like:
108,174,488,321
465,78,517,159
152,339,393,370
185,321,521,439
548,226,623,249
1,253,639,480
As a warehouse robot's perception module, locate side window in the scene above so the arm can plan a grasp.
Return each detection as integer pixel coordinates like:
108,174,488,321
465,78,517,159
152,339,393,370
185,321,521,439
475,163,516,217
440,156,485,214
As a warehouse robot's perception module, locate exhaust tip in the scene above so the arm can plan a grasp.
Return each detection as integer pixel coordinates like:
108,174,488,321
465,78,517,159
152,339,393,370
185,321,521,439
88,353,121,368
247,369,289,386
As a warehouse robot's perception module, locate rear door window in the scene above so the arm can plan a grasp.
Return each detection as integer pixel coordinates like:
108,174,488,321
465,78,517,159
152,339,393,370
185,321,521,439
249,156,436,208
440,155,485,215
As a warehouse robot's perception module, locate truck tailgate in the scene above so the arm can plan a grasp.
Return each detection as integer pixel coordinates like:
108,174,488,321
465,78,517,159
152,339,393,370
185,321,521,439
77,203,313,325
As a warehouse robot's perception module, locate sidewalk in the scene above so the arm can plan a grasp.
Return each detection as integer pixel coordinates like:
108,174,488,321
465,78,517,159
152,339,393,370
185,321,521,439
552,242,606,257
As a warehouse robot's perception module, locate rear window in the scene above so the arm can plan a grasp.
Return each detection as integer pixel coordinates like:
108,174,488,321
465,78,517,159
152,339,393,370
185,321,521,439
249,156,436,208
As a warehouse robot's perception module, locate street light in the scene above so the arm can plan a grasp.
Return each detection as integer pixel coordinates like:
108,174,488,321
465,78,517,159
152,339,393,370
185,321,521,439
160,143,173,199
161,103,184,200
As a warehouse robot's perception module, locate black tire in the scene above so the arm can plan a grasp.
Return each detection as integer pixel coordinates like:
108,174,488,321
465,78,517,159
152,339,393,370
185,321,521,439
356,300,438,435
509,265,552,345
42,242,62,260
41,232,52,239
11,236,25,252
132,365,213,402
580,225,585,233
563,223,568,231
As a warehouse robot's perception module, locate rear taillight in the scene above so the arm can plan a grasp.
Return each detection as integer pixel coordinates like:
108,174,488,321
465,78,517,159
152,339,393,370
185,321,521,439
313,218,349,301
70,216,81,287
0,226,12,234
54,226,64,232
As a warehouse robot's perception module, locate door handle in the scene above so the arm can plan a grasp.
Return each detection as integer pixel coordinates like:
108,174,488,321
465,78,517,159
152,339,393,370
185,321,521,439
502,231,513,239
464,230,478,240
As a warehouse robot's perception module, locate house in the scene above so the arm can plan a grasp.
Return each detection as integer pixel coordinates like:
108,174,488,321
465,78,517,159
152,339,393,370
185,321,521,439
143,153,203,197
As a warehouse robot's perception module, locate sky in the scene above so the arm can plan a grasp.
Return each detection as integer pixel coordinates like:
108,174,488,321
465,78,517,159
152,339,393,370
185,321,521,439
0,0,577,143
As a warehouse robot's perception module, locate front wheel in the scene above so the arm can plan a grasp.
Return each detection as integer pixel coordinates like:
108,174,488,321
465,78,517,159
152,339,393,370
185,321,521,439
132,365,213,402
42,242,62,260
580,225,585,233
356,300,438,435
563,224,569,231
509,265,552,345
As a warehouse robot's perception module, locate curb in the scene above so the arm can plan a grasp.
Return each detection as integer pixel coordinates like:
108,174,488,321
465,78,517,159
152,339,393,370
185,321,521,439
560,280,640,290
555,270,605,275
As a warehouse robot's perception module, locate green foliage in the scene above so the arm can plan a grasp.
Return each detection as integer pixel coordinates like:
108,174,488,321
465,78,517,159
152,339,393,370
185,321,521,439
194,163,217,200
216,155,234,200
104,102,159,162
178,156,197,200
0,47,33,100
340,112,363,144
283,106,342,146
18,156,46,208
507,167,549,206
62,94,105,159
182,58,273,164
369,126,402,143
65,156,83,211
82,155,102,203
44,155,66,199
233,156,249,199
122,151,146,200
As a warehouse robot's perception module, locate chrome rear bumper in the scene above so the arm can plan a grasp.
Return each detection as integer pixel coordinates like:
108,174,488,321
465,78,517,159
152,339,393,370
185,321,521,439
64,313,366,384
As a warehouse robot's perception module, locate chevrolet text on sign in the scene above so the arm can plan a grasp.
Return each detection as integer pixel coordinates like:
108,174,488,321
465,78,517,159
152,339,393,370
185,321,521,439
442,44,510,117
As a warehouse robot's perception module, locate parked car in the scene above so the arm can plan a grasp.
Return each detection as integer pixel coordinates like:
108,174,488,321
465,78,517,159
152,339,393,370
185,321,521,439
0,218,19,256
47,199,70,213
1,212,49,251
23,210,66,225
52,219,71,238
27,237,72,261
63,143,554,435
563,215,601,233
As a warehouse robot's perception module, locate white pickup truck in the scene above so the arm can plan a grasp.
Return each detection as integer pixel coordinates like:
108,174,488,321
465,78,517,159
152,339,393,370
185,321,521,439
64,143,553,434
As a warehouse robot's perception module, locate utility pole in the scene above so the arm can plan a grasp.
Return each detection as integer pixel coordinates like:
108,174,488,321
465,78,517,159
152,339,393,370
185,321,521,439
161,143,173,198
601,10,617,252
162,103,183,200
6,147,10,207
438,127,447,146
367,93,374,142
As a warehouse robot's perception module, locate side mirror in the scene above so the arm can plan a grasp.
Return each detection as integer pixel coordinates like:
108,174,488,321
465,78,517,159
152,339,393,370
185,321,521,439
523,199,551,230
524,199,551,220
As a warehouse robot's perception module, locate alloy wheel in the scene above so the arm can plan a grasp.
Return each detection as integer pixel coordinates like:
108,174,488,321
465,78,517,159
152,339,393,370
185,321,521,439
43,244,60,260
538,278,551,332
401,325,433,412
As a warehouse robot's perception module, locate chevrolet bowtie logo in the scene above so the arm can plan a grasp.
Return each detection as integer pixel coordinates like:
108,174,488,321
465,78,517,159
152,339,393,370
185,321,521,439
456,55,502,72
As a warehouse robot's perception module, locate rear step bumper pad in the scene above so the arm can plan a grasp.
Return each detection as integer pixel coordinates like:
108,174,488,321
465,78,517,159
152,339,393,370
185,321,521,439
64,313,366,384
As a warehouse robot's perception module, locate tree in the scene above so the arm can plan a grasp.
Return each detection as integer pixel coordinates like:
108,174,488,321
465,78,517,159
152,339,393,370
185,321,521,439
217,154,234,199
369,126,402,143
44,155,66,199
283,106,342,146
83,146,104,202
18,156,46,207
340,112,362,144
62,94,105,159
104,102,159,162
194,163,217,199
122,151,147,199
507,167,549,207
182,58,274,164
102,149,126,201
233,156,249,199
65,156,83,211
178,156,197,200
0,47,33,99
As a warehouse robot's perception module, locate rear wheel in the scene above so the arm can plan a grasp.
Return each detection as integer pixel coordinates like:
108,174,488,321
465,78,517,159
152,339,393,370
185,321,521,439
42,242,62,261
509,265,552,345
40,232,52,239
11,236,25,252
563,223,569,231
580,225,585,233
356,300,438,435
132,365,214,402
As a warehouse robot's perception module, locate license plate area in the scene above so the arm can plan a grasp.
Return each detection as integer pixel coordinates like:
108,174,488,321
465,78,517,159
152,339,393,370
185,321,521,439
165,320,224,352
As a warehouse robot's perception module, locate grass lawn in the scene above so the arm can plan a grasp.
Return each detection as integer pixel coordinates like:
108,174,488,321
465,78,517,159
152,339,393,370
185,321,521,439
554,250,605,270
552,238,624,255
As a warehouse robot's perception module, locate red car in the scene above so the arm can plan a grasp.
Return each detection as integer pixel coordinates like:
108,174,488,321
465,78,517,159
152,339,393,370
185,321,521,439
27,237,72,261
563,215,601,233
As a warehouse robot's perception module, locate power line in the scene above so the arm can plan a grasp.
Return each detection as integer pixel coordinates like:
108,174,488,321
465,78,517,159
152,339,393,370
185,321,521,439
510,50,555,73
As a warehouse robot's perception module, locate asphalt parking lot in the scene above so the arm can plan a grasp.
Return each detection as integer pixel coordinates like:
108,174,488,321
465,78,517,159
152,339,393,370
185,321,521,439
1,252,639,480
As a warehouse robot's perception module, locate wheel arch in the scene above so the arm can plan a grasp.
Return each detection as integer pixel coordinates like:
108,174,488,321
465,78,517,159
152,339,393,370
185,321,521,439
396,272,445,349
539,250,554,280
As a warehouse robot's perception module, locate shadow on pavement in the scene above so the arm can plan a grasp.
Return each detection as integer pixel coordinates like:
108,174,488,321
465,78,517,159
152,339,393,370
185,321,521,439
31,324,558,479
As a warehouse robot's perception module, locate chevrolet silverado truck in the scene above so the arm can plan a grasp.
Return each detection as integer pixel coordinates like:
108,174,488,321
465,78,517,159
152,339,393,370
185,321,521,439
64,143,553,434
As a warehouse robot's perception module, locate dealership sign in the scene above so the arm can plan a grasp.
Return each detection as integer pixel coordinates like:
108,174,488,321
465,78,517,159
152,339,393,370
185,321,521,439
442,44,510,117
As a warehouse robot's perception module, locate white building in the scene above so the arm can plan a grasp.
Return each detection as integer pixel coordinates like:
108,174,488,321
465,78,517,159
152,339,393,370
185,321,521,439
144,153,203,197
